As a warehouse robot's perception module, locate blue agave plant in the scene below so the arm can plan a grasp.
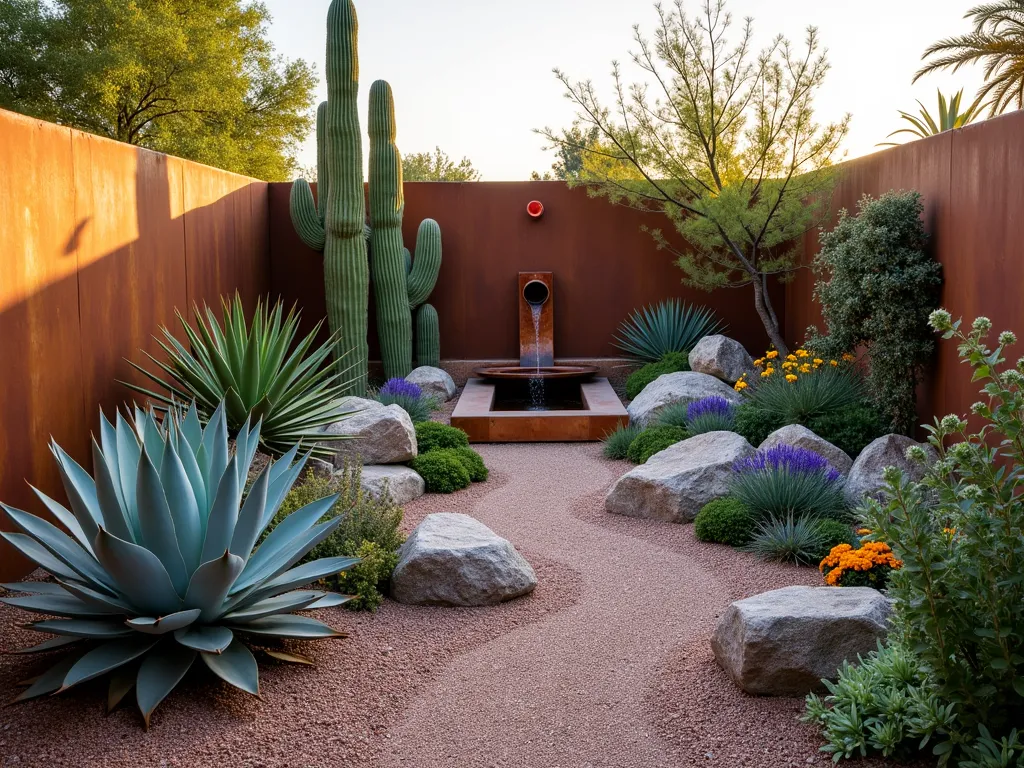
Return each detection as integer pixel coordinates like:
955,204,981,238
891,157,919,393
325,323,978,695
0,402,357,727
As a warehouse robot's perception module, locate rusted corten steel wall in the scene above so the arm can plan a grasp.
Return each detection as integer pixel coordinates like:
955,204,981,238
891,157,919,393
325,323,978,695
268,181,785,361
785,108,1024,428
0,109,270,580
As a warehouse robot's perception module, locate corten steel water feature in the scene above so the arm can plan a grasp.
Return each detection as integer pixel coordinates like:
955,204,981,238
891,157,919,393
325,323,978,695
452,272,626,442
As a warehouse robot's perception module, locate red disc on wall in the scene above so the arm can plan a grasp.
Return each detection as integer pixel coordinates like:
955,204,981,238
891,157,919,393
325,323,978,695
527,200,544,218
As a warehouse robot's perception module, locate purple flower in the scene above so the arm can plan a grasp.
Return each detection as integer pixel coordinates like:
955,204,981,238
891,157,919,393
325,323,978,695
379,378,423,399
687,396,733,421
734,444,841,483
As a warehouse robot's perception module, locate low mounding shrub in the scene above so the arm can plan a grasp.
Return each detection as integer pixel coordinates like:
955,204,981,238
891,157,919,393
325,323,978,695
375,377,437,423
743,514,832,566
613,299,726,363
602,423,643,459
805,312,1024,762
625,351,689,399
447,446,488,482
730,445,848,521
805,404,887,459
694,498,754,546
732,402,786,446
626,425,690,464
267,462,405,611
414,421,470,453
411,450,472,493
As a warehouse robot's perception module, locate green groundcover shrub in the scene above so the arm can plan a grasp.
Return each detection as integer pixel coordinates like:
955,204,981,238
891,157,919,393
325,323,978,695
265,462,404,611
694,498,754,546
415,421,470,453
626,425,690,464
447,446,488,482
804,312,1024,764
625,351,689,400
732,402,886,459
411,450,472,493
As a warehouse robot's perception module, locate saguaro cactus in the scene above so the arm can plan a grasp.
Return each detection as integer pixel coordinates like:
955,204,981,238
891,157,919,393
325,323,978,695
368,80,442,378
289,0,369,396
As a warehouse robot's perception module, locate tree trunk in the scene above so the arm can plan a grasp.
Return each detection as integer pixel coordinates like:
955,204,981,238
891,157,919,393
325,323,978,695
752,280,789,356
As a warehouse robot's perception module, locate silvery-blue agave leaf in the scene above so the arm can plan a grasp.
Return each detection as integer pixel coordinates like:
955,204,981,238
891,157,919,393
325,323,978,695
0,401,358,728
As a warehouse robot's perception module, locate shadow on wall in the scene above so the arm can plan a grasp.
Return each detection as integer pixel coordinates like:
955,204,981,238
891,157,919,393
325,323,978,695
0,109,272,581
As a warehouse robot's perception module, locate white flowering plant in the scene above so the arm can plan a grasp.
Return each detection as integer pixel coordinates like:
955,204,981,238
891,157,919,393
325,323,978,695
804,310,1024,765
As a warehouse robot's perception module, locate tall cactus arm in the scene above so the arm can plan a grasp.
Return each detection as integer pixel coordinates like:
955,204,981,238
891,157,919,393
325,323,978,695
289,179,326,251
407,218,441,308
415,303,440,368
315,100,329,222
368,79,413,379
323,0,369,394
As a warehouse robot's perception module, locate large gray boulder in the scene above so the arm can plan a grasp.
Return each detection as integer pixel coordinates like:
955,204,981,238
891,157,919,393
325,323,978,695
759,424,853,475
711,586,892,696
605,431,754,523
358,465,425,506
627,371,742,426
319,397,417,467
688,334,756,384
406,366,458,402
391,513,537,606
844,434,936,507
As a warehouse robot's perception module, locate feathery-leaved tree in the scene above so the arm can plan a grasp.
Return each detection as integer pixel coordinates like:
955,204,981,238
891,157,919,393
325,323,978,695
540,0,849,355
916,0,1024,115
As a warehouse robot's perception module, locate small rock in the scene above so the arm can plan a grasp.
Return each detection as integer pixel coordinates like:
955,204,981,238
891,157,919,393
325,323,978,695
688,335,756,384
391,513,537,606
356,465,425,505
711,585,892,696
844,434,936,507
605,431,754,523
627,371,742,426
318,397,417,467
405,365,458,402
759,424,853,475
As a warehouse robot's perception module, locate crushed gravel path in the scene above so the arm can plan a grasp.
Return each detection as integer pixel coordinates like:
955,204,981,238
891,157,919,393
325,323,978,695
0,441,889,767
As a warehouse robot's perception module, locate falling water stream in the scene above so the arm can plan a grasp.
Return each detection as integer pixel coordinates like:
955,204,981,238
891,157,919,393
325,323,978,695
528,304,546,410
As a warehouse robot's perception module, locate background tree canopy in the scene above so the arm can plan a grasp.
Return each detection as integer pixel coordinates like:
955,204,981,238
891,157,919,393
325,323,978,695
0,0,317,181
401,146,481,181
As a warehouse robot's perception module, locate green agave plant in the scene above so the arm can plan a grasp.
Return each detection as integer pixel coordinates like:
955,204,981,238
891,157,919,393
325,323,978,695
878,88,985,146
613,299,726,363
124,294,355,459
0,402,357,728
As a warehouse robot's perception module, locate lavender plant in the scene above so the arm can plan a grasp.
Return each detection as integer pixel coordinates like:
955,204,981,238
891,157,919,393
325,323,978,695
730,445,848,521
685,396,735,434
373,377,437,423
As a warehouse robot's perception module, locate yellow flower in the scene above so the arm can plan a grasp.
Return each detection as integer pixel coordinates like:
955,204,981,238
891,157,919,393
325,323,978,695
813,358,824,365
782,361,796,370
799,364,811,373
760,370,772,378
786,354,797,362
766,350,779,359
734,380,748,391
796,349,810,358
842,353,856,362
785,374,798,383
856,528,872,535
829,360,838,366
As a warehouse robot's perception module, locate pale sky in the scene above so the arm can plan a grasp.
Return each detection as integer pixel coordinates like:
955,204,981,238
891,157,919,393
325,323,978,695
263,0,987,180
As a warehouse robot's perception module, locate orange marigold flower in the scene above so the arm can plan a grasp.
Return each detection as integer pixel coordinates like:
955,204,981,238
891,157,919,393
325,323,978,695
785,374,798,383
766,350,779,359
829,360,839,366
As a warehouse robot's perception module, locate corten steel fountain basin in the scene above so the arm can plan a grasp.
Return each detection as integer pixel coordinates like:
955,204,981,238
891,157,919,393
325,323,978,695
471,364,599,380
450,271,628,442
450,376,628,442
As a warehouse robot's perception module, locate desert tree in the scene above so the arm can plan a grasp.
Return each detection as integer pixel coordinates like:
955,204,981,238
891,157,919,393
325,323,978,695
540,0,849,354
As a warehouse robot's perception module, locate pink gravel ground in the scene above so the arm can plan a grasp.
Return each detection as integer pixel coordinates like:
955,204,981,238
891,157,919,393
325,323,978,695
0,440,891,768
